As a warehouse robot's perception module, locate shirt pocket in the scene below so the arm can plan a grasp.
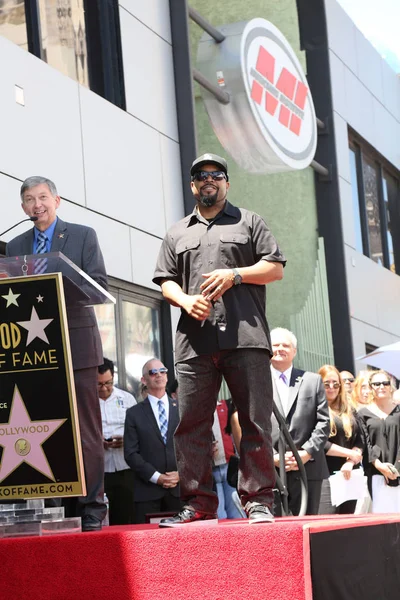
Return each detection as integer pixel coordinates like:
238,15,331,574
220,232,251,267
176,237,202,279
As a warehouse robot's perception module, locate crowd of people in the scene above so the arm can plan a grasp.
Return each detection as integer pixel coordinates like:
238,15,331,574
9,154,400,530
99,344,400,525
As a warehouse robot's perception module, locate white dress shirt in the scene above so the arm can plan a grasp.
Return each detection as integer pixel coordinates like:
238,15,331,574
100,387,137,472
272,365,293,414
147,393,170,484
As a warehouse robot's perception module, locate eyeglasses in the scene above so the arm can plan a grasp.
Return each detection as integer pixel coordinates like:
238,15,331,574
98,379,113,388
342,377,355,383
371,381,391,388
148,368,168,376
192,171,227,182
323,382,340,389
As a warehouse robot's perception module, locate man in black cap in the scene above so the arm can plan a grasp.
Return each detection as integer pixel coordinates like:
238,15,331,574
153,153,286,525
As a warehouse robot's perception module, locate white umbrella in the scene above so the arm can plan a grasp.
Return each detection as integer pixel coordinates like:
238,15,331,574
357,341,400,379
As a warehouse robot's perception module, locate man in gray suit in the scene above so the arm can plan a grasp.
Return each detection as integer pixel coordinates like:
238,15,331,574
270,327,330,516
6,176,107,531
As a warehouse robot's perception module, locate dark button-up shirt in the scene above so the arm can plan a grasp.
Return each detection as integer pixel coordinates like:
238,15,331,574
153,201,286,363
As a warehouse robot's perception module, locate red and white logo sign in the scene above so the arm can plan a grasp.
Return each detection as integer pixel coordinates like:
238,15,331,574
241,19,316,170
250,45,308,136
196,18,316,173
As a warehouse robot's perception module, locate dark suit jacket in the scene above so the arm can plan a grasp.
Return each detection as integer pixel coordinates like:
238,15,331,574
271,368,330,480
6,217,106,370
124,397,180,502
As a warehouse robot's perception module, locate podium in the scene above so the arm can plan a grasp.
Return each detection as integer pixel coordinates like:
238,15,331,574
0,252,115,536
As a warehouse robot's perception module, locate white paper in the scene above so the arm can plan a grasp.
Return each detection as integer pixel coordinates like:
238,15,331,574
212,410,226,466
329,469,367,507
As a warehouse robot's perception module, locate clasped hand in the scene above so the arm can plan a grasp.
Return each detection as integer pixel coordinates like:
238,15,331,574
157,471,179,488
182,269,234,321
103,435,123,450
274,450,311,471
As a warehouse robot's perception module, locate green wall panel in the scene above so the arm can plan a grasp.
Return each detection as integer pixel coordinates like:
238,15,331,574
189,0,319,331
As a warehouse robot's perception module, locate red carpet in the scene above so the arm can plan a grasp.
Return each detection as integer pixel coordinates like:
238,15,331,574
1,514,400,600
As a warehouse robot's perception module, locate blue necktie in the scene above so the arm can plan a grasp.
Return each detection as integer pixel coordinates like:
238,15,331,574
34,232,48,274
280,372,288,385
158,400,168,444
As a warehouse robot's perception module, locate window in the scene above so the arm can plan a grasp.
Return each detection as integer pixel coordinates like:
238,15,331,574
362,156,383,265
349,133,400,275
95,279,171,401
38,0,89,87
382,171,400,273
363,343,378,370
348,148,363,254
0,0,28,49
0,0,125,108
122,299,161,398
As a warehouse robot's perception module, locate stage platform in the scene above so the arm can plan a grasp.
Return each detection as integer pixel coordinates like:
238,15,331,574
1,514,400,600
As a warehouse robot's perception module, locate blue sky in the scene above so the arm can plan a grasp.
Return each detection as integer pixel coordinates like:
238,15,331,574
337,0,400,73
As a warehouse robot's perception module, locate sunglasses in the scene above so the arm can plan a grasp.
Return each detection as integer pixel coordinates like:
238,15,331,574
371,381,391,388
98,379,113,388
192,171,226,182
342,377,355,383
148,368,168,376
323,382,340,389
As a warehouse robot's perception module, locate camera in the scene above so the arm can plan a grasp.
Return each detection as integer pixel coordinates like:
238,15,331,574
387,464,400,487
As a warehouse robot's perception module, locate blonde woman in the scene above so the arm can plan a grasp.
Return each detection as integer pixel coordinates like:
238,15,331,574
351,371,373,408
358,370,400,513
318,365,363,514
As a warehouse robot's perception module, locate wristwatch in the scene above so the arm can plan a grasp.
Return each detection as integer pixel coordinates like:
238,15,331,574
231,268,242,286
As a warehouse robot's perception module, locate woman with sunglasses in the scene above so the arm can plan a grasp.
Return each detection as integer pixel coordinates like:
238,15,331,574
318,365,364,514
358,370,400,512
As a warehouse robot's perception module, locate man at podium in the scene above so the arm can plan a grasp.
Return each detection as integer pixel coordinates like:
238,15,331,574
6,175,107,532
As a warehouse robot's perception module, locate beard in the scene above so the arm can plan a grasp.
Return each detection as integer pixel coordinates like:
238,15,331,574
198,190,218,207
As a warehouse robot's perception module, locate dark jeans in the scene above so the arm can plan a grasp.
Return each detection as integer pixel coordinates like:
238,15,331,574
274,474,323,516
318,478,357,515
175,348,275,514
105,469,135,525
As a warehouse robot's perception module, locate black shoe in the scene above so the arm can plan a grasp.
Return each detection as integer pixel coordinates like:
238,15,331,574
247,503,274,524
82,514,102,532
159,506,218,528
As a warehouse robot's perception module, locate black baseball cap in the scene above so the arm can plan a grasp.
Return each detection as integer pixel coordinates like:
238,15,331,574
190,153,228,179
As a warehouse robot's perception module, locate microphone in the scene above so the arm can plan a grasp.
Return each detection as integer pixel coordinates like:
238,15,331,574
0,217,38,237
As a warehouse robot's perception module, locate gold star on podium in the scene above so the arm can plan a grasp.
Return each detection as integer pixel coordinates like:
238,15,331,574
1,288,21,307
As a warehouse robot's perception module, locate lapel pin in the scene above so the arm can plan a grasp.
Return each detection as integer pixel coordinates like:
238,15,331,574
58,233,64,239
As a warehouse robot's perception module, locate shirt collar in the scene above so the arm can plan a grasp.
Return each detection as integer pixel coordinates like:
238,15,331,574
272,365,293,383
147,393,168,406
101,387,117,402
33,217,58,245
186,200,237,227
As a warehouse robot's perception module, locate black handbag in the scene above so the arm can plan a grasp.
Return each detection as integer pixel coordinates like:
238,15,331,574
227,455,239,489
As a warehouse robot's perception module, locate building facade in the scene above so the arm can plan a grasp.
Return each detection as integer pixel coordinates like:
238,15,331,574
189,0,400,372
323,0,400,370
1,0,399,384
0,1,185,396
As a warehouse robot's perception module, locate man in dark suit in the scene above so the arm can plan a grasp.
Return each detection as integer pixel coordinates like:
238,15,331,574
124,358,181,523
6,176,107,531
270,327,330,516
